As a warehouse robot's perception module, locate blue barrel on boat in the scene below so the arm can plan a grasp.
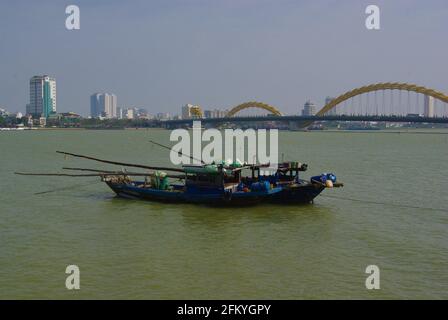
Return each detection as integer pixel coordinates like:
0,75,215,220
251,182,262,191
311,173,337,184
326,173,337,182
263,181,270,191
311,175,326,183
251,181,270,191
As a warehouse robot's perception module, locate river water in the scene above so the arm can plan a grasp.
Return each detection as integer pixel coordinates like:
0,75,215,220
0,129,447,299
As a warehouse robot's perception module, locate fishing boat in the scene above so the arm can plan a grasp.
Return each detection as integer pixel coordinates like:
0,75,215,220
14,145,342,206
103,163,283,206
15,151,283,206
103,160,342,206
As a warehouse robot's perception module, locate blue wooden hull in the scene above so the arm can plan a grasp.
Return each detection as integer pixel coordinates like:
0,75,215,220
270,183,326,204
106,181,283,206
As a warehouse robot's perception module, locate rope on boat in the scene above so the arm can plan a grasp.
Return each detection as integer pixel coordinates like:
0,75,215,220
320,194,448,213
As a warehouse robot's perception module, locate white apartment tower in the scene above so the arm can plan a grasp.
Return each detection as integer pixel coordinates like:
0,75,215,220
302,100,317,116
424,95,434,118
182,104,194,119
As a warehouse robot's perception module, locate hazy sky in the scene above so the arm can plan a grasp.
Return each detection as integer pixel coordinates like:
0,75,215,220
0,0,447,115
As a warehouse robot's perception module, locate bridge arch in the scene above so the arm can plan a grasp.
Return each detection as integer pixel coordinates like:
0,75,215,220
317,82,448,116
227,101,283,117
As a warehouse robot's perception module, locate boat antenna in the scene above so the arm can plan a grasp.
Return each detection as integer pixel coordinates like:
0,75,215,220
149,140,205,164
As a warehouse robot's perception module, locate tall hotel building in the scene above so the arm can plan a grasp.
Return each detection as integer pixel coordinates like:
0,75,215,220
26,75,57,118
90,93,117,118
301,100,317,116
424,95,434,118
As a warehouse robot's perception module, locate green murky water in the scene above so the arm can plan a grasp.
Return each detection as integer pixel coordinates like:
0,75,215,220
1,129,447,299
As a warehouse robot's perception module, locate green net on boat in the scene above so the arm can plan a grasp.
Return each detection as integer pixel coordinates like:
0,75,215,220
151,171,168,189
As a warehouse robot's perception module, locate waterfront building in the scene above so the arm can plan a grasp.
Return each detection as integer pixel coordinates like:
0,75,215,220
26,75,57,118
39,117,47,127
156,113,171,120
134,107,150,119
90,93,117,119
138,113,153,120
45,112,82,127
124,108,134,120
424,95,434,117
118,107,150,120
301,100,316,116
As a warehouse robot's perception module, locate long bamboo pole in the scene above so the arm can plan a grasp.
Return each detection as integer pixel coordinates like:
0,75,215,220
62,167,120,173
15,172,106,177
62,168,185,179
56,150,184,173
14,172,186,179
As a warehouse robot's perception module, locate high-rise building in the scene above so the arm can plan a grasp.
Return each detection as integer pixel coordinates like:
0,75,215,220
182,104,193,119
117,107,123,119
424,95,434,117
90,93,102,118
26,75,57,118
90,93,117,119
301,100,316,116
105,94,117,118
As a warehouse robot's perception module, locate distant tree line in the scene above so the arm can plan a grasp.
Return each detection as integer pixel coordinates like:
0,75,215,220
79,118,160,129
0,115,27,127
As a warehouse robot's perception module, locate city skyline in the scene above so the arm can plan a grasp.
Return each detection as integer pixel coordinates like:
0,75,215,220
1,72,445,120
2,74,446,120
1,1,448,116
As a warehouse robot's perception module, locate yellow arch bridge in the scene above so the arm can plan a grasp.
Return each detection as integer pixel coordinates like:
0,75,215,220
225,83,448,121
160,82,448,128
226,101,283,117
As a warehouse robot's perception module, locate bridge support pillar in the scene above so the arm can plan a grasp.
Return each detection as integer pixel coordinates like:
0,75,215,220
288,121,300,131
204,122,216,129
